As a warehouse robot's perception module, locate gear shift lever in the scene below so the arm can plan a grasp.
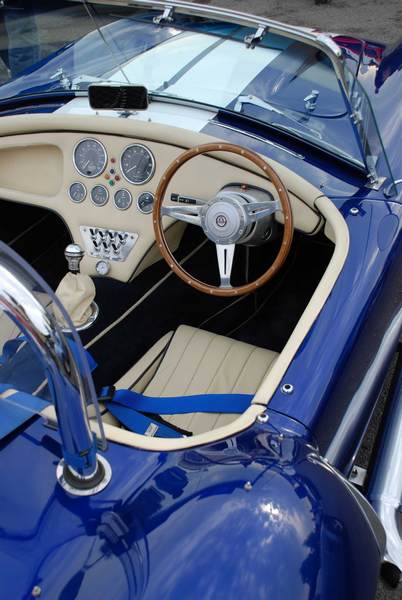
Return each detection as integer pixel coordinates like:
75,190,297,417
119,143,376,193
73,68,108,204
64,244,85,274
54,243,98,331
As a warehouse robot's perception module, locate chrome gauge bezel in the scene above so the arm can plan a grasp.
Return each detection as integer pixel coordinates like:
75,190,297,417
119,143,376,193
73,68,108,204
120,143,156,185
73,137,108,178
136,191,155,214
68,181,87,204
113,188,133,211
90,184,109,207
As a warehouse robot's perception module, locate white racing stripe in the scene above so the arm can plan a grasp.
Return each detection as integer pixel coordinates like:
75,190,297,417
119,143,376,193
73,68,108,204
55,31,281,131
55,97,217,133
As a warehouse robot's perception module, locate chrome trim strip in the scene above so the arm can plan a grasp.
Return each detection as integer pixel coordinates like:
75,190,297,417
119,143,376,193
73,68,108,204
368,351,402,572
207,120,305,159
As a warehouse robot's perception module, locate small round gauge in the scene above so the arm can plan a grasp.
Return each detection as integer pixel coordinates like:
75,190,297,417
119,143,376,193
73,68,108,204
137,191,154,214
120,144,155,185
114,188,132,211
68,181,86,203
90,184,109,207
73,138,107,178
96,260,110,276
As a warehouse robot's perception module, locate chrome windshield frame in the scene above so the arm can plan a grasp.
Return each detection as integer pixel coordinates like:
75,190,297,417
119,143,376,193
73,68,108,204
83,0,395,190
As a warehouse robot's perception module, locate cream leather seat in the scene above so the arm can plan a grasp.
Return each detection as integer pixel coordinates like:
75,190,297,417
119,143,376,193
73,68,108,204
114,325,278,435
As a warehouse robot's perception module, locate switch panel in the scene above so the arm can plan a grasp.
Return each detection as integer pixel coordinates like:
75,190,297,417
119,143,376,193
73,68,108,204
80,226,138,261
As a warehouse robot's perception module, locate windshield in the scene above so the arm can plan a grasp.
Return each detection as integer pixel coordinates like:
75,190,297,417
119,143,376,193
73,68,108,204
0,1,394,181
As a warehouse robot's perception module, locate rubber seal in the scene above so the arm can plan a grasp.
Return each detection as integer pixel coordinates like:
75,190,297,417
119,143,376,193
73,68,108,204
63,459,106,491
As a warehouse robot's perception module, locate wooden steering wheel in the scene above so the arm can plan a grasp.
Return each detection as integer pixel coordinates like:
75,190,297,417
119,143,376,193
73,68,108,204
153,143,293,297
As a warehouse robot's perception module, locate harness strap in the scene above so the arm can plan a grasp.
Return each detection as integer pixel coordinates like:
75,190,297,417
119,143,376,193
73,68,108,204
112,389,253,414
101,387,253,439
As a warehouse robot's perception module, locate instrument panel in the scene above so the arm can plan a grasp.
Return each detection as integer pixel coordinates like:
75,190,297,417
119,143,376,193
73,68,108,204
0,127,322,283
70,138,156,214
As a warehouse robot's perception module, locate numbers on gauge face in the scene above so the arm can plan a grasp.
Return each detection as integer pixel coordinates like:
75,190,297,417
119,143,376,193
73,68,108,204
114,189,132,211
69,182,87,203
73,138,107,178
120,144,155,185
137,192,154,214
90,185,109,207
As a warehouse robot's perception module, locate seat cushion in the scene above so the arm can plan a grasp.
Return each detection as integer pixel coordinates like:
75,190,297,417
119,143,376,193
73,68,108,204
115,325,278,435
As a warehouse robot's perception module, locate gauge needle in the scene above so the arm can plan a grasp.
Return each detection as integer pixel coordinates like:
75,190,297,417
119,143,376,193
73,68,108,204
82,160,90,169
126,165,138,172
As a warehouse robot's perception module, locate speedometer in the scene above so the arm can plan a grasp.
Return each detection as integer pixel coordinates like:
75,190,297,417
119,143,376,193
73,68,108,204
120,144,155,185
73,138,107,178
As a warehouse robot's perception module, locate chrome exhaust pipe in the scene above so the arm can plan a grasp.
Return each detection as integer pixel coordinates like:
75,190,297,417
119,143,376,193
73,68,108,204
368,362,402,581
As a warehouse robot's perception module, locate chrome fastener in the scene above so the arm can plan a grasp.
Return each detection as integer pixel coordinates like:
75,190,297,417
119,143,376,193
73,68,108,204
281,383,294,395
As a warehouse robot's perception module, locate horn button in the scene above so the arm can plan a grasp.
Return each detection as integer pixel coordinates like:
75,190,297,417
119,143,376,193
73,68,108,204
201,197,250,244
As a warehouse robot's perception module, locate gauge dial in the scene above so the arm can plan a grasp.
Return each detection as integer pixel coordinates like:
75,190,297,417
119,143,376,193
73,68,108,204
114,188,132,211
73,138,107,178
90,185,109,207
137,192,154,214
69,182,87,203
96,260,110,276
120,144,155,185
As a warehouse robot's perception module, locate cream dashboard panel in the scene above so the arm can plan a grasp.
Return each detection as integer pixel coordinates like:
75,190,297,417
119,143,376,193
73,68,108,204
0,131,321,281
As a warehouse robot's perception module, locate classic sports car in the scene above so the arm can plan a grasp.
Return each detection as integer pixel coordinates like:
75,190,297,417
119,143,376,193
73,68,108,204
0,1,401,598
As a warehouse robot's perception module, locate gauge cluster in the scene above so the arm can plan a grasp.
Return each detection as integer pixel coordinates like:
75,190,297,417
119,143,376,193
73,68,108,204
70,138,156,214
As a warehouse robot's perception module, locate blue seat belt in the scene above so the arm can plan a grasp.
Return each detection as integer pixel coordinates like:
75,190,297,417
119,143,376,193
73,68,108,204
101,387,253,438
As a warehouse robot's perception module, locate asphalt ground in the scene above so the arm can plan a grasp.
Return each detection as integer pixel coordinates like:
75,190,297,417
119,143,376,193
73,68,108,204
0,2,400,598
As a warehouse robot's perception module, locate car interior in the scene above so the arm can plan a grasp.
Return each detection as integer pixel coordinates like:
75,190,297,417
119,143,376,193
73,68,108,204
0,113,349,449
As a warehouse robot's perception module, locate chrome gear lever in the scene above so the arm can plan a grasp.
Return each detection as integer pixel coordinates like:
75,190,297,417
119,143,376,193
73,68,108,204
64,243,85,274
55,243,98,331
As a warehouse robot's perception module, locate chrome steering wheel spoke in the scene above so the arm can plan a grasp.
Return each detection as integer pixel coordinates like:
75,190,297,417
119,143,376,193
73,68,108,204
243,199,281,224
216,243,235,289
161,203,203,226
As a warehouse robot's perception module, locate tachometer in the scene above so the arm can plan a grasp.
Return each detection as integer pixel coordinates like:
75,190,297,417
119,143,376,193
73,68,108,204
73,138,107,178
120,144,155,185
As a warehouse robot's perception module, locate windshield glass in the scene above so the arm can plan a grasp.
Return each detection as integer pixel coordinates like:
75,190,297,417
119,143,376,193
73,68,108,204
0,1,394,180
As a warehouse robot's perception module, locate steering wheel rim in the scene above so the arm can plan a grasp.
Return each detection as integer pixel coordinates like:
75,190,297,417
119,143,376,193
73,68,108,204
153,142,293,297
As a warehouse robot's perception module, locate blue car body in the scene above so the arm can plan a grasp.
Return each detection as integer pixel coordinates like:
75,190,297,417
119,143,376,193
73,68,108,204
0,3,400,598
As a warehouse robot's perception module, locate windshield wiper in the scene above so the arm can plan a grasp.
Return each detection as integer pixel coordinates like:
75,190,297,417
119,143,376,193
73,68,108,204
234,94,322,139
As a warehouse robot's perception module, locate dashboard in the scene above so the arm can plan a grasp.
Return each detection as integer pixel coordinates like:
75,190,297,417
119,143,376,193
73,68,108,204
0,121,323,282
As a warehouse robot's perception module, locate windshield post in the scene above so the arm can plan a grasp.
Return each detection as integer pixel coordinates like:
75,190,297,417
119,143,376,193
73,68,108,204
0,242,111,496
